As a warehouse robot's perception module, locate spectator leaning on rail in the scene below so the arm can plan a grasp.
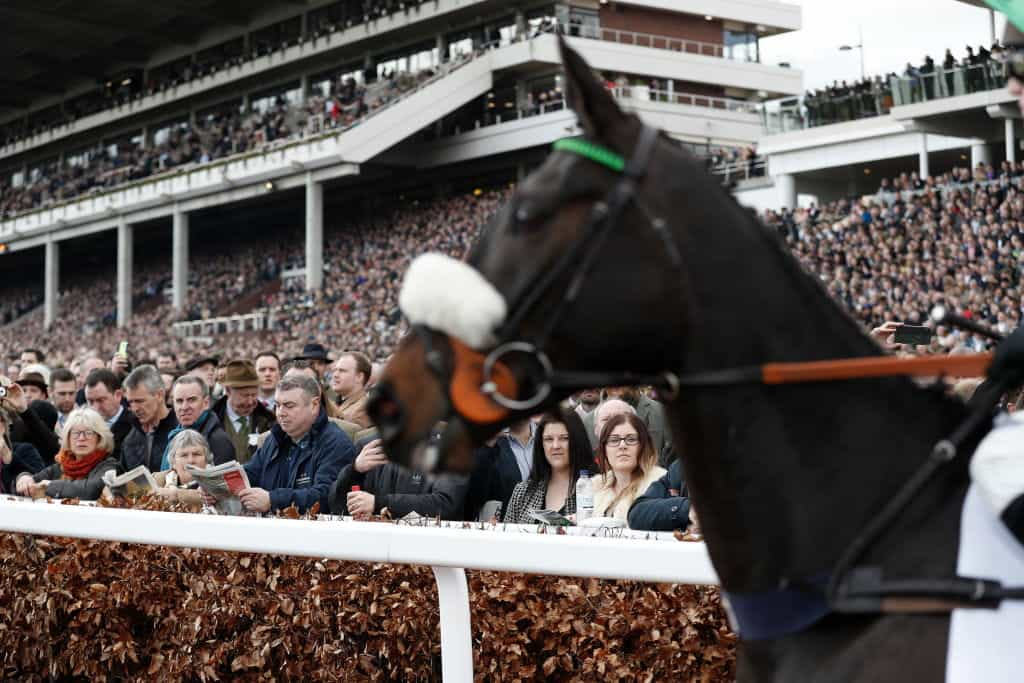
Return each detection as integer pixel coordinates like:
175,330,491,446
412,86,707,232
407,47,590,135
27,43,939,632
502,409,593,524
15,407,117,501
592,414,666,526
152,429,212,511
238,375,354,514
120,365,178,474
211,360,276,464
328,437,468,520
627,459,696,533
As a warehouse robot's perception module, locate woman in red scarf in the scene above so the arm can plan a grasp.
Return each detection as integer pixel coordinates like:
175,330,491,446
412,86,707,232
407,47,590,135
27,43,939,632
15,407,117,501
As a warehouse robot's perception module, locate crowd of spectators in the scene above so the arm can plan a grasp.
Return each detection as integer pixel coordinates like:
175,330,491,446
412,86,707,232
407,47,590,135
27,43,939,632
764,160,1024,352
0,63,448,220
793,43,1007,129
0,0,438,146
0,190,694,532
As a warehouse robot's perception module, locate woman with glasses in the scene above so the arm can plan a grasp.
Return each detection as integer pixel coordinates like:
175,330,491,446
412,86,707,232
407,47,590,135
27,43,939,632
593,413,666,525
151,429,212,510
503,408,592,524
14,407,117,501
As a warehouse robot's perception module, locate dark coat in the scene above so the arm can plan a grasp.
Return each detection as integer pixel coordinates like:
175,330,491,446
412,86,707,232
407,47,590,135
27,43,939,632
243,409,354,513
626,460,690,532
26,457,118,501
329,462,468,520
160,411,236,470
108,408,136,464
462,442,525,521
10,406,59,466
2,442,44,493
211,395,277,462
119,410,179,474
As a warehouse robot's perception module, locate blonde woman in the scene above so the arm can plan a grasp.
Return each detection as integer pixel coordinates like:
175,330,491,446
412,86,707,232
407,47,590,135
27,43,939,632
15,407,117,501
592,413,666,525
153,429,212,510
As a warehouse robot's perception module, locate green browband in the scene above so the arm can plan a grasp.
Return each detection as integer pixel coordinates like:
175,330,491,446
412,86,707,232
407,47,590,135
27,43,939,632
552,138,625,173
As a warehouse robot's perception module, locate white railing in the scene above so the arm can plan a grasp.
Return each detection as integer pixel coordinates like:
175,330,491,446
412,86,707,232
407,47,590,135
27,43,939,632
171,309,273,337
0,498,718,681
589,26,727,59
458,86,759,134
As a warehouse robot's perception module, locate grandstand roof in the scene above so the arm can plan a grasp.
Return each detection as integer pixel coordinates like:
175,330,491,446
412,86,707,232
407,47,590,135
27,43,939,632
0,0,294,112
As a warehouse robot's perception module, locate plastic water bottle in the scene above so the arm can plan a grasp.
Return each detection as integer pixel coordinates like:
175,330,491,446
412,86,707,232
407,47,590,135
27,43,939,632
576,470,594,523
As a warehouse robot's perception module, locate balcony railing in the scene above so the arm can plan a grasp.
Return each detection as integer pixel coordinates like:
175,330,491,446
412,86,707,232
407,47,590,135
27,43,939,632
762,60,1007,134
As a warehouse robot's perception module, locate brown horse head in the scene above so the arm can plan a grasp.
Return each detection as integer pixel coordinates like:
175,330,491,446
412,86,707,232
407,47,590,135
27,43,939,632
369,37,692,471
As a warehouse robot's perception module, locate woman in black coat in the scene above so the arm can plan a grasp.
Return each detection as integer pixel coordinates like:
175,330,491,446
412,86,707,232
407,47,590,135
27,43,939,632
0,409,44,494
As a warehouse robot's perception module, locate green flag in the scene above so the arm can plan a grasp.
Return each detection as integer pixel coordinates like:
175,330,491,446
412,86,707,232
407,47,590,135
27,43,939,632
987,0,1024,33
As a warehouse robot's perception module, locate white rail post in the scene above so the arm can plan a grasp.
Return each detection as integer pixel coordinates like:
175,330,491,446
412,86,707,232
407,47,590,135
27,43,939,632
431,566,474,681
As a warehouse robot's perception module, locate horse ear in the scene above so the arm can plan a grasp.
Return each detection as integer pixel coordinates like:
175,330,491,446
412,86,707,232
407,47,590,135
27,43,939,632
559,35,627,139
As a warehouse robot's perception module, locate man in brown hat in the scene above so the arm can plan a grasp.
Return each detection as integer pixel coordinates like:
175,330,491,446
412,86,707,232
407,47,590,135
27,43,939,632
211,360,277,463
15,371,48,403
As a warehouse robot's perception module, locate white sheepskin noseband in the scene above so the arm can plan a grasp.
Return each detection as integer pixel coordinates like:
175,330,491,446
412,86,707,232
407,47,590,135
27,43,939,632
399,253,508,349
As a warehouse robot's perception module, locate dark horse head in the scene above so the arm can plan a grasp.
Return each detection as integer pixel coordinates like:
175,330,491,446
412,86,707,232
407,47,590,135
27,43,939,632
371,38,980,679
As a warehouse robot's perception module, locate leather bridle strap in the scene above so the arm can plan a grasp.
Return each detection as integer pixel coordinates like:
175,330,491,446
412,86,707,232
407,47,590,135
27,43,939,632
497,125,661,349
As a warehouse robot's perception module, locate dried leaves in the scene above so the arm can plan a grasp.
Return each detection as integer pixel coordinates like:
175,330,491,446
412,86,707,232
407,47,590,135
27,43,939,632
0,498,735,681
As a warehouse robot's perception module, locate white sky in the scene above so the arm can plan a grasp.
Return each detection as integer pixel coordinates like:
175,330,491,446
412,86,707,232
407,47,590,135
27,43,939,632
760,0,1005,91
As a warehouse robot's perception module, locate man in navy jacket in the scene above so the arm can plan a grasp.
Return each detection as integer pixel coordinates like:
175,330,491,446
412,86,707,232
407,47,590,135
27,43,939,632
627,460,693,532
240,375,354,514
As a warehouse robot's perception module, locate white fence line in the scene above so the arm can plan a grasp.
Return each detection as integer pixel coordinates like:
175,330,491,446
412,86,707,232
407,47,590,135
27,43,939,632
0,500,718,681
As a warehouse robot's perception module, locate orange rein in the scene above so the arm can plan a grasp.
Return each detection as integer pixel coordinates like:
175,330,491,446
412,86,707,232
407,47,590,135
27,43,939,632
761,353,993,385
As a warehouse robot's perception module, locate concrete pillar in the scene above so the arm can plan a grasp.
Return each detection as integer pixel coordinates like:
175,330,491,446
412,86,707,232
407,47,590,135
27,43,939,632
1007,119,1018,164
305,174,324,291
140,125,149,147
436,33,448,63
44,238,59,329
172,209,189,310
971,140,992,169
990,9,998,46
776,173,797,209
515,10,527,40
117,218,133,327
300,74,310,100
918,133,930,179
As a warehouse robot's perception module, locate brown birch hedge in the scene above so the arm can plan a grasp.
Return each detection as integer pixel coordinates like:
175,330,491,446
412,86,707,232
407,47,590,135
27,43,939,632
0,499,735,682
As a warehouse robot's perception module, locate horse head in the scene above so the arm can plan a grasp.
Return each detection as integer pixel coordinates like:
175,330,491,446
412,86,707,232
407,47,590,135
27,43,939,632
369,38,693,472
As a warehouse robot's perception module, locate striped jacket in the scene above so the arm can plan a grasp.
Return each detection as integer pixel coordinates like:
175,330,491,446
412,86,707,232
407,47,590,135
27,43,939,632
502,476,577,524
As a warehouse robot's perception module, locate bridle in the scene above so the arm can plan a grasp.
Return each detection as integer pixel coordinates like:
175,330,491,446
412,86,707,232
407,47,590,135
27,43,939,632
409,125,1024,628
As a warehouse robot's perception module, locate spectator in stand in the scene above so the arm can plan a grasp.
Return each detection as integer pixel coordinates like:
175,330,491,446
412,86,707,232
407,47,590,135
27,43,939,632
592,414,666,525
184,356,219,395
152,429,210,511
0,408,44,495
15,371,48,403
574,388,600,418
20,349,45,367
161,376,234,469
502,409,592,524
1,376,59,466
329,438,468,519
49,368,77,432
588,398,636,452
239,375,353,514
156,351,178,373
293,343,332,382
255,351,282,411
75,356,106,407
330,351,373,428
211,360,276,463
84,369,134,463
14,407,117,501
120,365,178,474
